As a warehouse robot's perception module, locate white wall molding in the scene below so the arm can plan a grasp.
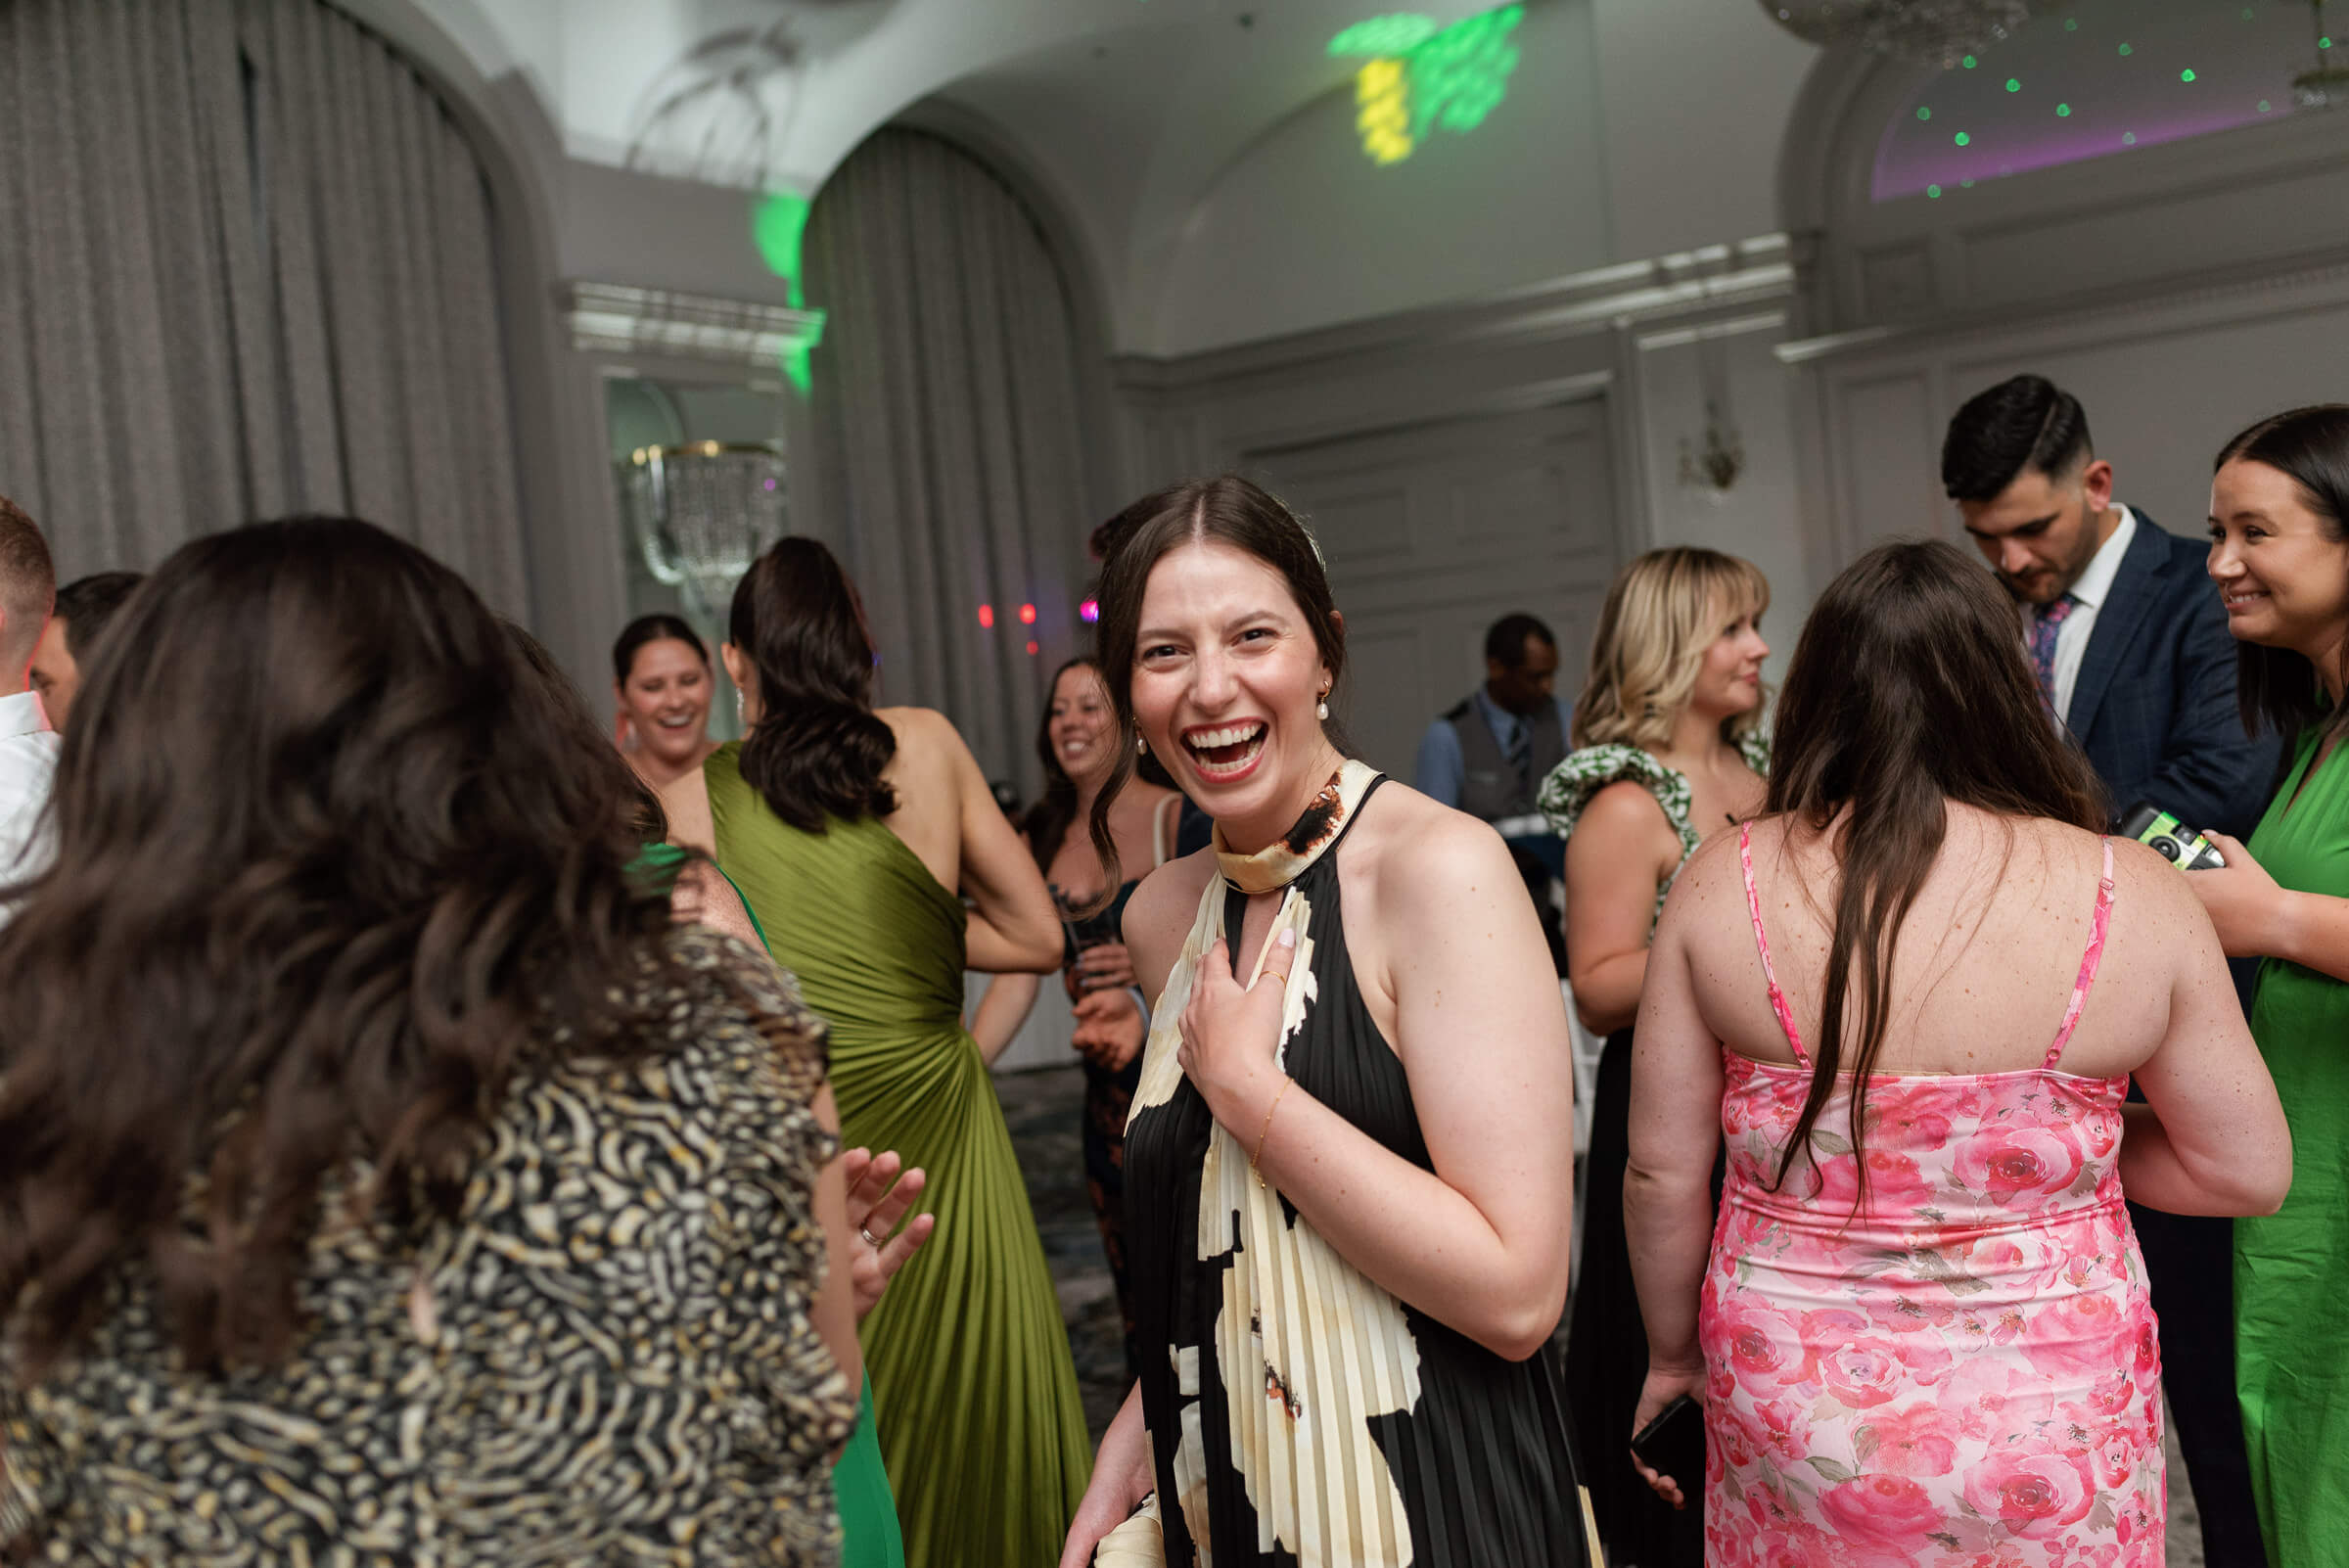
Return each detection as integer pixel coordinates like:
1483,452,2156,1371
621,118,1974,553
1113,233,1801,394
559,282,827,370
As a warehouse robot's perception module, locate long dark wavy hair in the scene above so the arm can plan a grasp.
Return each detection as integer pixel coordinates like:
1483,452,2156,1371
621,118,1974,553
0,519,690,1378
1023,657,1096,869
1763,539,2105,1206
729,536,898,833
2214,405,2349,744
1088,476,1349,894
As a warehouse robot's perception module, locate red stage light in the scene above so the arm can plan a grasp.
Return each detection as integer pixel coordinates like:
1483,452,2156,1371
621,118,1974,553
978,604,994,629
1018,603,1037,624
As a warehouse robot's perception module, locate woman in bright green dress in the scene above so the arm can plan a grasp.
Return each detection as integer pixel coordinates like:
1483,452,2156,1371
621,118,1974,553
661,538,1089,1568
2190,405,2349,1563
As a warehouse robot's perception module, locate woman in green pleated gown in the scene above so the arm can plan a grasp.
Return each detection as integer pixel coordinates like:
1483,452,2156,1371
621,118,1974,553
661,537,1090,1568
2192,405,2349,1564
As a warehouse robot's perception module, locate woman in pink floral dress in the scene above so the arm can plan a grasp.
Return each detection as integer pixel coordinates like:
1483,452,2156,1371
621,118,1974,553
1625,541,2292,1566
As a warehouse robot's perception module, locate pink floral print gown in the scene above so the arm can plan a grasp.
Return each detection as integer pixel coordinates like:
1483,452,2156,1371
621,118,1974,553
1701,827,2164,1565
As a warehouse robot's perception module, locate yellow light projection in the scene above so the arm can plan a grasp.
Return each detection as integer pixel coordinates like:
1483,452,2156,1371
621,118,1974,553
1328,6,1526,166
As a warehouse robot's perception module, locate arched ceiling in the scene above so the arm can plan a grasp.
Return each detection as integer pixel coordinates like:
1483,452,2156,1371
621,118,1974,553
395,0,1818,352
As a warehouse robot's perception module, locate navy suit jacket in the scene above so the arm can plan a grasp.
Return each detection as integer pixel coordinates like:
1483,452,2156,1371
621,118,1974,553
2069,509,2280,840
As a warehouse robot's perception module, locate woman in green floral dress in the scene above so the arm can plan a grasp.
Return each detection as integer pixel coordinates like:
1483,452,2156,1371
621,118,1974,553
1539,546,1772,1568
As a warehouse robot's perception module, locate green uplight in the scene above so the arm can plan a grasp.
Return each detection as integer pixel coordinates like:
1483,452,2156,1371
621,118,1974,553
1961,54,1978,69
751,192,817,397
2056,102,2071,115
2181,68,2197,82
2122,131,2138,144
2118,42,2133,55
1927,184,1944,199
2242,5,2256,16
2324,35,2334,48
2259,98,2275,112
2005,77,2022,92
1328,6,1525,165
1327,14,1441,56
1960,177,1975,188
1955,130,1971,146
1917,106,1933,120
2064,17,2079,29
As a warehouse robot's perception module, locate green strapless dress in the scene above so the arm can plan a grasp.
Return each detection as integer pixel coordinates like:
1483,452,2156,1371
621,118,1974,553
633,841,904,1568
705,745,1091,1568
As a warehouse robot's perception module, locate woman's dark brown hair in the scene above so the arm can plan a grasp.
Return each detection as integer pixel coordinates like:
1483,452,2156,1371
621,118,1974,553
729,535,898,833
1763,538,2106,1207
1023,656,1097,870
2214,404,2349,744
0,518,690,1378
1087,475,1348,893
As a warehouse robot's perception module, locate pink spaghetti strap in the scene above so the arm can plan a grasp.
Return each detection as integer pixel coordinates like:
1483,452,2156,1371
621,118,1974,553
2046,838,2117,1069
1739,822,1810,1066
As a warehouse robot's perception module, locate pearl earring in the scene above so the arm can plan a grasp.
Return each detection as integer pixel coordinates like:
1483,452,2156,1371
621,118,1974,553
1316,695,1330,722
1136,735,1147,755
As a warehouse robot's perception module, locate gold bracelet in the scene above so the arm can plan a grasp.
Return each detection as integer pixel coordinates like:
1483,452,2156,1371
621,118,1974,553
1251,1076,1293,1188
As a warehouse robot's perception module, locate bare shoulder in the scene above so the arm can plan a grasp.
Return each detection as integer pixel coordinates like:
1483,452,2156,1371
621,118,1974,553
877,704,962,758
1128,845,1216,942
1353,782,1517,906
1126,846,1217,998
1578,776,1677,838
2104,833,2210,930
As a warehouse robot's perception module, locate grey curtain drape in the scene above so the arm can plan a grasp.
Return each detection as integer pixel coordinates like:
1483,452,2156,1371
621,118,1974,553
0,0,527,610
805,129,1098,797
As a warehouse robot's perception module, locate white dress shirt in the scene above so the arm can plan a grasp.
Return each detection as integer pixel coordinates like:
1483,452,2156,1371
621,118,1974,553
2041,506,2137,725
0,688,61,892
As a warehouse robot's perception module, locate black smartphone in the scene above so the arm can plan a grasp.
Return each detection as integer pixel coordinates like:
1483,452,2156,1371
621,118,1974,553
1630,1394,1706,1489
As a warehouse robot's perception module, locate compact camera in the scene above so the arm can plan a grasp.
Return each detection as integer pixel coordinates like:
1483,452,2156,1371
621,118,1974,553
2116,802,2226,871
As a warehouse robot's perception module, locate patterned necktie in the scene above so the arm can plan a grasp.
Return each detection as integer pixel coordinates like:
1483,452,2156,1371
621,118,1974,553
2029,595,2077,715
1503,713,1534,797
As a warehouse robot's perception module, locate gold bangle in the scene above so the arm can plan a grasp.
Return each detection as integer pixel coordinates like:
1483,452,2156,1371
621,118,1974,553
1251,1076,1292,1188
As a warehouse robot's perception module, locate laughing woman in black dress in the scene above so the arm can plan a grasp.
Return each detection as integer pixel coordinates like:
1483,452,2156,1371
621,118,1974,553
1058,476,1589,1568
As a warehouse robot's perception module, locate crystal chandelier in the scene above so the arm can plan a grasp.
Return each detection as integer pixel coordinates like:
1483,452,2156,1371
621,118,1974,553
1760,0,2032,67
618,442,788,625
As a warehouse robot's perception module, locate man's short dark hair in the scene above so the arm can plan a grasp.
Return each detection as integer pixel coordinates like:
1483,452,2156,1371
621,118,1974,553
1941,375,2095,502
56,572,144,661
0,493,55,669
1484,612,1556,668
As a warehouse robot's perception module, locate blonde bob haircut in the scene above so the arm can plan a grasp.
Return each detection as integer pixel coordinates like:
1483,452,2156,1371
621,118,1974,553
1572,546,1770,752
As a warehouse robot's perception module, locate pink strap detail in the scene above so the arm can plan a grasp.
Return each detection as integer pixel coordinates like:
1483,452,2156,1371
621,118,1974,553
1739,822,1810,1067
2046,838,2117,1069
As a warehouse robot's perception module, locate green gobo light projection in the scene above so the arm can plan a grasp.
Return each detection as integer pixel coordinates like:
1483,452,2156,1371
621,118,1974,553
1328,6,1526,165
750,190,818,396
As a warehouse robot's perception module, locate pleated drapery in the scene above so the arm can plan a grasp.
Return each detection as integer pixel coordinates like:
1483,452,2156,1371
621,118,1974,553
0,0,527,611
804,129,1097,798
703,742,1094,1568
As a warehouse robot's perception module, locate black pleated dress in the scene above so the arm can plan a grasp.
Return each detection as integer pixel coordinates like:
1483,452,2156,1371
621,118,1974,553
1121,762,1589,1568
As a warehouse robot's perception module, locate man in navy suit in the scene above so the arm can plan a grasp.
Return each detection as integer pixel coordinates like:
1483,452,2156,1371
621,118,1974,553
1946,374,2280,1567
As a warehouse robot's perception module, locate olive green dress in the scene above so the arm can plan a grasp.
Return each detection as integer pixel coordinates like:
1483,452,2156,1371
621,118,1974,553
2237,721,2349,1561
706,744,1091,1568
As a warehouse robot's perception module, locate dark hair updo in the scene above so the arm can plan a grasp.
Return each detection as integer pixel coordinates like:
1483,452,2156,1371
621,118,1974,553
728,536,898,833
1086,475,1347,889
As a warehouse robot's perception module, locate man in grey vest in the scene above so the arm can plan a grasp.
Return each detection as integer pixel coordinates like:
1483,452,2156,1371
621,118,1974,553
1414,612,1570,828
1415,613,1572,971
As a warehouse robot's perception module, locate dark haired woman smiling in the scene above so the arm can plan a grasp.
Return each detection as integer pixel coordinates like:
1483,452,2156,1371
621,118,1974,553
2189,404,2349,1559
1061,476,1587,1568
0,519,859,1563
659,535,1089,1568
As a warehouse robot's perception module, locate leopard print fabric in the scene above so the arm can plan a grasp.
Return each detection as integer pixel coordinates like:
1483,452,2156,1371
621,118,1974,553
0,928,854,1566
